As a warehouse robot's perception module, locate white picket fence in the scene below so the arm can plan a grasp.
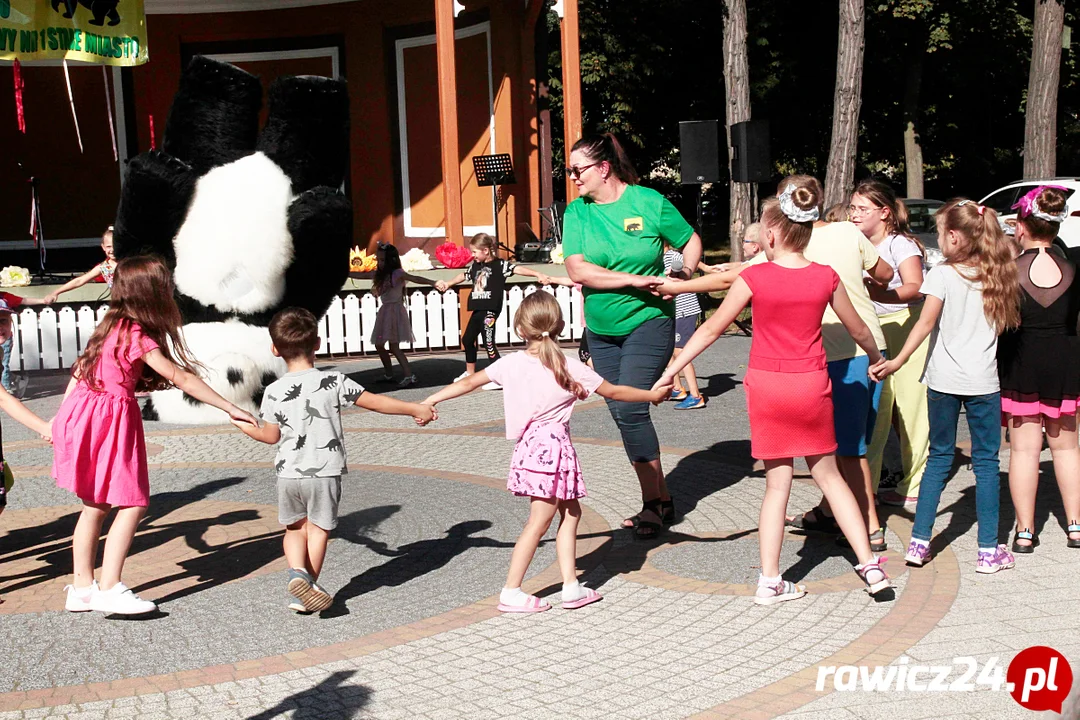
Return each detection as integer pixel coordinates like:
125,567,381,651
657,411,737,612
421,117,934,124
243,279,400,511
6,284,584,371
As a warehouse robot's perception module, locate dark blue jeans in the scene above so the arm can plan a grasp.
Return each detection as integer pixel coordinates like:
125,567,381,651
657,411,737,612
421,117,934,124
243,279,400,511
587,316,674,463
912,388,1002,549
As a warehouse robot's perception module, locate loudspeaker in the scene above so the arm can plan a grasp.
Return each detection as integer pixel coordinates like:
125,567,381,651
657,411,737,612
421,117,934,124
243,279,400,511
679,120,721,184
731,119,771,183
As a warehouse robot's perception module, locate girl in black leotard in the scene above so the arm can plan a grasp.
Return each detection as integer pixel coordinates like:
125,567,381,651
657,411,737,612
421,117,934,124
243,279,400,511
998,185,1080,552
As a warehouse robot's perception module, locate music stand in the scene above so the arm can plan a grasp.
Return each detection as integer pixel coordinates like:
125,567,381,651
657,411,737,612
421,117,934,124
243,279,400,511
472,154,516,251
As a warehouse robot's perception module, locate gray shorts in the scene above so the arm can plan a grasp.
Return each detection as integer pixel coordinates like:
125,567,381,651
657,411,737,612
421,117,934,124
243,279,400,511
278,476,342,531
674,315,698,349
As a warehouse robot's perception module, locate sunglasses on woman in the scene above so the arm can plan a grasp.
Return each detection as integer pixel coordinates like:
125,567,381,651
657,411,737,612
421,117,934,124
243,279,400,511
564,162,600,179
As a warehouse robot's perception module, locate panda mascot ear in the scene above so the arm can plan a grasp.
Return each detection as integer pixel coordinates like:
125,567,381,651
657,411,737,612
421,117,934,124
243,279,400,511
112,56,354,425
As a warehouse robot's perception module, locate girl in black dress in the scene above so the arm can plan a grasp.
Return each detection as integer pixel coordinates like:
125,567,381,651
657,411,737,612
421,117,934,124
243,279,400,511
998,185,1080,552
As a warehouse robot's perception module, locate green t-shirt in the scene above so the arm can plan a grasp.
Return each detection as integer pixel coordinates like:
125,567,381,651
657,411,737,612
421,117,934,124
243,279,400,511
562,184,694,336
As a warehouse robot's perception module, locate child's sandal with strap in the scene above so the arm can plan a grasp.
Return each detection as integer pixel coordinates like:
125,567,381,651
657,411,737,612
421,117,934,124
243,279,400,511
753,579,806,606
1011,528,1038,554
1067,521,1080,549
855,556,891,596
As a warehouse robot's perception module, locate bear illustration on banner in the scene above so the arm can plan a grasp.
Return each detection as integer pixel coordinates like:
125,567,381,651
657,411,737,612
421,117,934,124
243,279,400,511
51,0,122,26
113,56,352,424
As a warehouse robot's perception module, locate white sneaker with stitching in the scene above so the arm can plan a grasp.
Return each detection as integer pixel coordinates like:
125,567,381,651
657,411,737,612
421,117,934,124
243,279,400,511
90,582,157,615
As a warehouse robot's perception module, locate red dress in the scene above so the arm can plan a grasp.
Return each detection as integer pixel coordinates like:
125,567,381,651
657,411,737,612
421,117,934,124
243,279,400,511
740,262,840,460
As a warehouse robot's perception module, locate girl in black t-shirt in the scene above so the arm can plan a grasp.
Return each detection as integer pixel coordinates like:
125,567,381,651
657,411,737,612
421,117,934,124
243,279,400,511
437,233,548,385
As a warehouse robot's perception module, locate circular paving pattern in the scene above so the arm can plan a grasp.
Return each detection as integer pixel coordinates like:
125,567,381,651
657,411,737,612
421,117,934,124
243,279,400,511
3,350,1042,719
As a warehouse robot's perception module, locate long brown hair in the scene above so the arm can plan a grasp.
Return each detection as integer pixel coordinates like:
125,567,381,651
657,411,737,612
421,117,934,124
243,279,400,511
761,176,821,253
936,199,1021,333
513,291,587,399
571,133,639,185
72,255,203,391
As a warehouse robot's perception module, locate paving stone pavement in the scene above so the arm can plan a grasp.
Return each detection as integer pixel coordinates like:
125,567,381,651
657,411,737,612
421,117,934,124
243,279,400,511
0,338,1076,719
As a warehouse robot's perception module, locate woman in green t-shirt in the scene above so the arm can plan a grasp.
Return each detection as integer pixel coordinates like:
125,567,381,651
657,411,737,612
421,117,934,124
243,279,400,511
562,133,703,538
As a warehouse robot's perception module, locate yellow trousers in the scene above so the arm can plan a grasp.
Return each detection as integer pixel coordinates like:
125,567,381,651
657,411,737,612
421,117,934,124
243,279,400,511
869,305,930,496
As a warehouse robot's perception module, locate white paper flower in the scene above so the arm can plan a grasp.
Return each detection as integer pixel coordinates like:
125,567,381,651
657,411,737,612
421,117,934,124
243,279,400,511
0,266,31,287
400,248,434,272
550,244,565,265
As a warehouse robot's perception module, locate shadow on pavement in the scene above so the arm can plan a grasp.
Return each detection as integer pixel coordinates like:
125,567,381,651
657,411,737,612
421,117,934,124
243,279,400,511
245,670,371,720
323,519,514,618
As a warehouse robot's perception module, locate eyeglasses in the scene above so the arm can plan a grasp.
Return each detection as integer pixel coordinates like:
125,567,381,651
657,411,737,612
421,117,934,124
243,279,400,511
847,204,881,218
564,162,600,179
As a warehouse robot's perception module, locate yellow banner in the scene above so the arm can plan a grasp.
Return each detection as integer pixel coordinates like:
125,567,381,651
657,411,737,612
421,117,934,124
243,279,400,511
0,0,147,66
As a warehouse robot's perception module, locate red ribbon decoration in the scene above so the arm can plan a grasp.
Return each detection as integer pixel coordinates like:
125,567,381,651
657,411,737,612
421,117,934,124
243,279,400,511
149,113,155,149
13,58,25,134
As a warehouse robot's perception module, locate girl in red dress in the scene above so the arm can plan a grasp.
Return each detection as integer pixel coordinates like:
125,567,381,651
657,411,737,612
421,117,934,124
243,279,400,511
656,178,891,604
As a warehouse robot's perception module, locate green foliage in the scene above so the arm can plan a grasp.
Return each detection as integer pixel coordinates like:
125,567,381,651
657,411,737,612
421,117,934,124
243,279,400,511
543,0,1078,214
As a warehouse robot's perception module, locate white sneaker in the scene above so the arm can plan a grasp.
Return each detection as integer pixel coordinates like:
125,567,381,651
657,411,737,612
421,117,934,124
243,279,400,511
90,582,157,615
64,581,98,612
482,381,501,391
454,371,471,382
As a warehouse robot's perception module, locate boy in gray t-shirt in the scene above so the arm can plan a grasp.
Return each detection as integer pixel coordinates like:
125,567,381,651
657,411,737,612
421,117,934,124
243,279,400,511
233,308,436,613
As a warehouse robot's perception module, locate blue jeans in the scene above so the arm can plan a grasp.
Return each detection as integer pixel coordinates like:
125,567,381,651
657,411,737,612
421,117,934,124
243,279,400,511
912,388,1002,549
587,316,674,463
1,336,12,392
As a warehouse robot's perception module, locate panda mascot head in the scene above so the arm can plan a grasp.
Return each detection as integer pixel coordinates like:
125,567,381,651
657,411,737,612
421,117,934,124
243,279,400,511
113,56,352,424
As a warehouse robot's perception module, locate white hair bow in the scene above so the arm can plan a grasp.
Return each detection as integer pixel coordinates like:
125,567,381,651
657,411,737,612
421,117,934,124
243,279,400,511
778,184,820,223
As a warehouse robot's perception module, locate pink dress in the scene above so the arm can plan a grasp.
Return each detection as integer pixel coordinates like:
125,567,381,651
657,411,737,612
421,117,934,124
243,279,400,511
740,262,840,460
369,270,415,344
484,352,604,500
52,320,158,507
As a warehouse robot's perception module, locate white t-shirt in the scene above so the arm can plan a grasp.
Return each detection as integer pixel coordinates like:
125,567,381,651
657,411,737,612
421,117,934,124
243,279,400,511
873,234,923,315
919,265,999,395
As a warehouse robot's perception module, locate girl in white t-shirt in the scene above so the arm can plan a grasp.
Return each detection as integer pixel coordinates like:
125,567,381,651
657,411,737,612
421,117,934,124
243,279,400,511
871,199,1021,574
852,180,930,508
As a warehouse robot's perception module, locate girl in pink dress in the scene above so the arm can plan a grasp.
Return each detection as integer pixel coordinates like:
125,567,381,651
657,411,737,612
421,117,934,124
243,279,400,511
423,291,670,613
656,179,892,604
53,256,259,616
370,243,439,387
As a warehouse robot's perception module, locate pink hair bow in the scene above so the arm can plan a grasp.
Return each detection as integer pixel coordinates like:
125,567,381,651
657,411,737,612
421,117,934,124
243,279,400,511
1012,185,1069,222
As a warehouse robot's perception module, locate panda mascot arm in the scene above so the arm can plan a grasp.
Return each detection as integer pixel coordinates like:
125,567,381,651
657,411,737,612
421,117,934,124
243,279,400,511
113,56,352,424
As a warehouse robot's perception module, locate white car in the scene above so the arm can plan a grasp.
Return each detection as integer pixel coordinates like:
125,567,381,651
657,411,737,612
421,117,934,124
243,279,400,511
979,178,1080,246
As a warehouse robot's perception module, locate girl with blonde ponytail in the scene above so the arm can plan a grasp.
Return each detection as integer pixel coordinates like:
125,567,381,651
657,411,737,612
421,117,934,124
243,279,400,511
871,199,1020,574
423,292,670,613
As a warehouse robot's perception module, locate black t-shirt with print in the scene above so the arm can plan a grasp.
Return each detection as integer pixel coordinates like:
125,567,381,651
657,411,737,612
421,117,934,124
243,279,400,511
466,259,516,312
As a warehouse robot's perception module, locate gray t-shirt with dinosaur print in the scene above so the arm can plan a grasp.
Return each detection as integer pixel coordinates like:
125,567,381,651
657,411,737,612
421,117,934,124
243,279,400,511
260,368,364,479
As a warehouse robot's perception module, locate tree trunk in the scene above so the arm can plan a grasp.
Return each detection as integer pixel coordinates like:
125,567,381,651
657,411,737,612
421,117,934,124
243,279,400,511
902,36,925,199
723,0,752,260
824,0,865,209
1023,0,1065,178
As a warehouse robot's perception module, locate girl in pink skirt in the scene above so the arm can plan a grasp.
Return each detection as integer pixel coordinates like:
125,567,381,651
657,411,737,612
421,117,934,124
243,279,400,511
423,291,670,612
53,256,259,616
370,243,439,387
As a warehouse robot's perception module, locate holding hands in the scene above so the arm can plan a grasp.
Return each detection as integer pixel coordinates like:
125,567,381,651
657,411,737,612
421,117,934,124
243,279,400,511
413,402,437,426
868,357,900,382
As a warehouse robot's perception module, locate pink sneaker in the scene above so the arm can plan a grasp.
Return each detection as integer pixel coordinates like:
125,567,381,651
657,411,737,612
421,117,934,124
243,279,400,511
904,540,931,566
976,545,1015,574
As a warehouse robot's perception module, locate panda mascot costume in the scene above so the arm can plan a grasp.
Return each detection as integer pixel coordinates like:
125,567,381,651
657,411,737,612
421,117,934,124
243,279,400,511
113,56,352,423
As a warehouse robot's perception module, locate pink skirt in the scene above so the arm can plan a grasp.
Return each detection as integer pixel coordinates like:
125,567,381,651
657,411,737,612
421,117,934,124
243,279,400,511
1001,393,1079,422
507,421,586,500
52,385,150,507
370,302,415,344
744,367,837,460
